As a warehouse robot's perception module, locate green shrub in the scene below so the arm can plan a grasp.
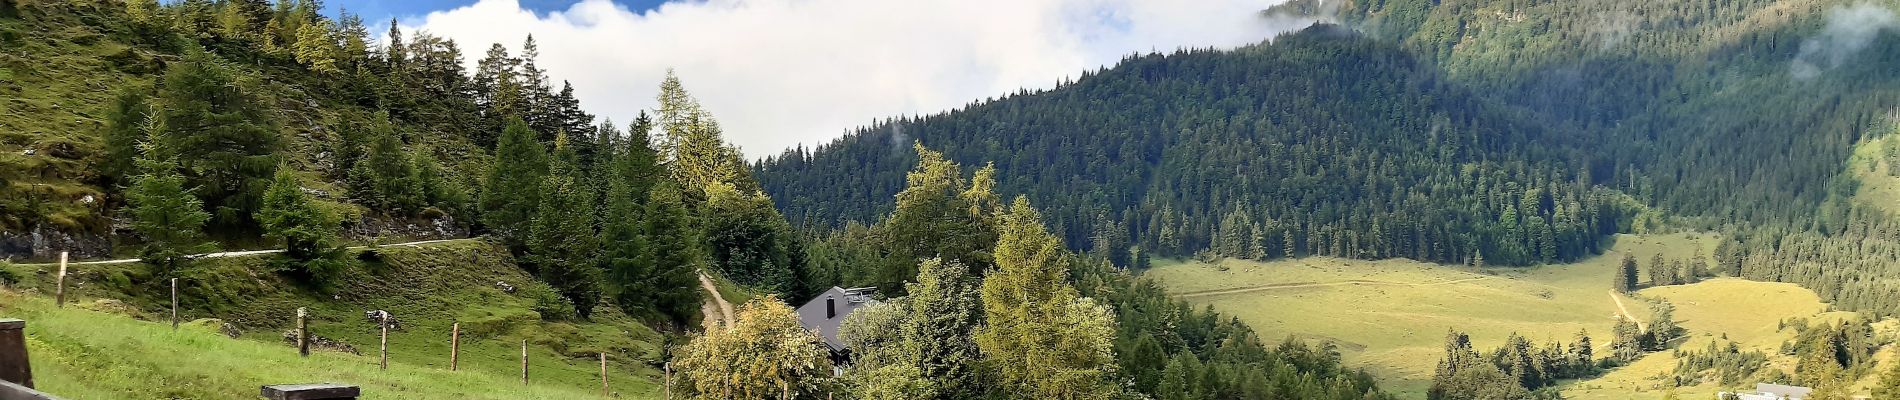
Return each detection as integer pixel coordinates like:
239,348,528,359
0,262,18,285
526,286,576,321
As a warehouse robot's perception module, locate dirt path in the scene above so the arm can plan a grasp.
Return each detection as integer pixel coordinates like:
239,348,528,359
1608,290,1646,330
698,270,735,330
19,238,468,266
1174,276,1491,298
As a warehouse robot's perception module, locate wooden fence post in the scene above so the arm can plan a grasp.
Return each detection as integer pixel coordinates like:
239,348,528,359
170,278,179,330
0,319,32,389
663,362,671,400
599,353,608,397
296,307,309,357
53,252,66,308
379,312,389,370
449,322,460,371
520,340,528,385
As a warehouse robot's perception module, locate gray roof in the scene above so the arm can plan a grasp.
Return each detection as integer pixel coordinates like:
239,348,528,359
795,286,877,351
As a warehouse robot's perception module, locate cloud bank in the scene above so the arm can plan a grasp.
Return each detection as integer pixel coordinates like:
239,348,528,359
407,0,1312,157
1792,3,1898,80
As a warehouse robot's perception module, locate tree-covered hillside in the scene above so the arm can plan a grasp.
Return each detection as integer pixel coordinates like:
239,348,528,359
758,25,1636,268
758,0,1900,321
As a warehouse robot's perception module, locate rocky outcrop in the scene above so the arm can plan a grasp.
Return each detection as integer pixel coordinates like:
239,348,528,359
0,226,111,261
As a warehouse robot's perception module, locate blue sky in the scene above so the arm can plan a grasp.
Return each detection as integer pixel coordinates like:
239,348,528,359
325,0,668,23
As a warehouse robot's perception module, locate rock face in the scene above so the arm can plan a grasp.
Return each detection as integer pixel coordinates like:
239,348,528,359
0,226,111,261
343,215,467,243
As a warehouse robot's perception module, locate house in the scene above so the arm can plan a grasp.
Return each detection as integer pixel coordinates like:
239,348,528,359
794,286,877,361
1720,383,1812,400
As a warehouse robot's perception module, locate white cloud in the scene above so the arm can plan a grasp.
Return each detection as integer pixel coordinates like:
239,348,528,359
409,0,1312,157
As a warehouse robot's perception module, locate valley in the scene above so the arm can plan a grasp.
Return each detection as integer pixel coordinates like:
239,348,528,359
1149,233,1886,398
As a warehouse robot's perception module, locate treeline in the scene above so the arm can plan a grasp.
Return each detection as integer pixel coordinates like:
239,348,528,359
1427,331,1596,399
1430,301,1679,399
757,25,1636,268
1611,252,1717,293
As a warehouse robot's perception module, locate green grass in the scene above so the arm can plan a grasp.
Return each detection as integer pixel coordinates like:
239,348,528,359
2,289,644,400
1561,278,1845,399
1145,233,1731,398
0,240,667,399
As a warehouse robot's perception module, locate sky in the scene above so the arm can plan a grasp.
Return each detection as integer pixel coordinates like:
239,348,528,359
336,0,1316,158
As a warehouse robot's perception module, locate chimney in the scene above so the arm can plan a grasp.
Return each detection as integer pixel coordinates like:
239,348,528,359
826,296,837,319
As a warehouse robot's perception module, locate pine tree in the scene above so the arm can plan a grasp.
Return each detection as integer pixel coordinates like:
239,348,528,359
602,126,699,324
1616,253,1639,292
977,197,1120,399
1647,301,1680,350
257,166,344,284
1611,318,1643,362
479,118,548,244
702,182,795,291
158,50,280,229
902,258,983,399
1649,253,1668,286
101,86,153,186
523,133,600,319
123,128,214,275
348,113,421,213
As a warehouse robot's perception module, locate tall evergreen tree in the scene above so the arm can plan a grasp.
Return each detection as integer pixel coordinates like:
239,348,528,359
977,197,1120,399
158,50,280,229
523,133,600,319
1615,253,1639,292
100,86,153,186
479,118,548,244
902,257,984,399
123,128,214,275
348,112,421,213
256,166,345,284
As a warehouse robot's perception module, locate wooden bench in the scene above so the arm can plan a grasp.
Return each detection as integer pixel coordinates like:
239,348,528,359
259,383,360,400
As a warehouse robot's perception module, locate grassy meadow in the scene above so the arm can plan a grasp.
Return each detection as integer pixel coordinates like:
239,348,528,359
1143,233,1836,398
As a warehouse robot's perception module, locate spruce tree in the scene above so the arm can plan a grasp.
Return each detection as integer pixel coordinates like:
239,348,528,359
523,133,600,319
101,86,153,186
479,118,548,244
902,258,983,399
123,128,214,275
1616,253,1639,292
159,50,280,229
348,112,421,213
257,166,344,284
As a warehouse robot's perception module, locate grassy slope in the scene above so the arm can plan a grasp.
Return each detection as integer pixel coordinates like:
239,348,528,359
0,240,666,399
1145,233,1729,397
1562,278,1849,399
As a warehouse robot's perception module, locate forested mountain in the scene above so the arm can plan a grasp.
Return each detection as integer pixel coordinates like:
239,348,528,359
758,0,1900,321
759,25,1635,268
